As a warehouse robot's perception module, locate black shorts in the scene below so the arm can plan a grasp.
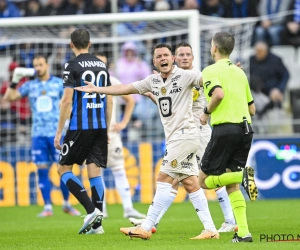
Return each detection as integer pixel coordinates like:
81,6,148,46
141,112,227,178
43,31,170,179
59,129,108,168
201,123,253,175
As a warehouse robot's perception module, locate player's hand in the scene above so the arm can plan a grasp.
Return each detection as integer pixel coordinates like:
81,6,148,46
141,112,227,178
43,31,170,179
200,112,209,125
112,122,126,132
54,131,62,150
75,81,97,93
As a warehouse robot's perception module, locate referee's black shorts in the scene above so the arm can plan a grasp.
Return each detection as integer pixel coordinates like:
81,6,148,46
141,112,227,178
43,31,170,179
59,129,108,168
201,123,253,175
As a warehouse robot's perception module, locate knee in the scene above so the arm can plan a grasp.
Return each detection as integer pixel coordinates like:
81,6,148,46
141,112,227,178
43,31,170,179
171,179,179,190
226,183,239,194
57,164,70,177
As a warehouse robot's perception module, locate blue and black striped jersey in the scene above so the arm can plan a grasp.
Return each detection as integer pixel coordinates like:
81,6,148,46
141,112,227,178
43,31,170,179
63,53,111,130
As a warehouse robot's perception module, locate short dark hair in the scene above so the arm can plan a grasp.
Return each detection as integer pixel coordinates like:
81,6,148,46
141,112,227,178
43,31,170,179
71,28,90,49
33,54,48,63
212,32,235,56
175,42,193,55
151,43,172,57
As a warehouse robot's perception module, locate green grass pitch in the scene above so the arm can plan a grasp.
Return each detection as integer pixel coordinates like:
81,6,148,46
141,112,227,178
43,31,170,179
0,200,300,250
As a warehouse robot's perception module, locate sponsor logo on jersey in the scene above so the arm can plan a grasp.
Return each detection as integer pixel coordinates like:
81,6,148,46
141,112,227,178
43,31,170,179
64,63,69,69
86,103,104,109
171,75,181,82
152,78,161,83
169,87,182,94
162,160,168,166
186,153,194,161
172,82,178,88
152,90,159,96
78,61,106,68
180,161,193,169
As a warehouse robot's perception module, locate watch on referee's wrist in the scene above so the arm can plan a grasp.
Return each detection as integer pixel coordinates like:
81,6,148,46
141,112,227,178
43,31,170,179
204,107,211,115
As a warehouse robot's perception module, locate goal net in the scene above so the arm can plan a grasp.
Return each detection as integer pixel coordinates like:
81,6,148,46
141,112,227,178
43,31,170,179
0,10,279,207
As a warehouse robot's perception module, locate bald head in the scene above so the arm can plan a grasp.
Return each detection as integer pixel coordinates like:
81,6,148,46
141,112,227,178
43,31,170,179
254,41,269,61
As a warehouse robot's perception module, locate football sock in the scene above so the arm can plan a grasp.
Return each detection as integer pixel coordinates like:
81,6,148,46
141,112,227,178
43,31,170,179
155,188,177,225
215,187,236,224
90,176,104,229
37,168,52,206
61,172,95,214
141,182,172,231
112,168,133,210
101,173,107,214
229,190,249,237
60,178,70,201
205,172,243,189
188,188,216,231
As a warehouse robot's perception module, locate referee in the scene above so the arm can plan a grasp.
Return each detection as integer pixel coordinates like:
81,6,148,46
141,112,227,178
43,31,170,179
198,32,257,243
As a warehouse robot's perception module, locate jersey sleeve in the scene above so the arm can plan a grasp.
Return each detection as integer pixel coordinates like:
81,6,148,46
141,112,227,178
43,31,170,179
246,82,254,105
202,66,222,98
131,75,152,94
184,70,202,87
18,81,30,97
63,62,76,88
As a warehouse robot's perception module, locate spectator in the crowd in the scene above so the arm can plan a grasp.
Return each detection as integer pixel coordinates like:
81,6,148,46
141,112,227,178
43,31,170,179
249,75,273,119
283,0,300,47
91,0,111,13
64,0,93,15
250,41,289,110
154,0,171,11
200,0,226,17
0,90,18,147
24,0,43,17
181,0,199,10
254,0,292,46
118,0,147,35
40,0,68,16
114,41,152,141
1,61,31,128
224,0,259,18
0,0,21,18
115,41,152,102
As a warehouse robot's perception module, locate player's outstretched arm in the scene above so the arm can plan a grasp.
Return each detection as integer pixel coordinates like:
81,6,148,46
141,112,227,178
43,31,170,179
75,81,139,95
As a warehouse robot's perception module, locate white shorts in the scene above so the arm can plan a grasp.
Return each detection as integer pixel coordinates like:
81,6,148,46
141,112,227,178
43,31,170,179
160,139,200,182
107,135,124,168
196,127,212,168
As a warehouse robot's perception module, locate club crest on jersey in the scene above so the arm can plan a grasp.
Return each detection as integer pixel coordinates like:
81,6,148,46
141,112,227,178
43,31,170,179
161,87,167,95
171,159,178,168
